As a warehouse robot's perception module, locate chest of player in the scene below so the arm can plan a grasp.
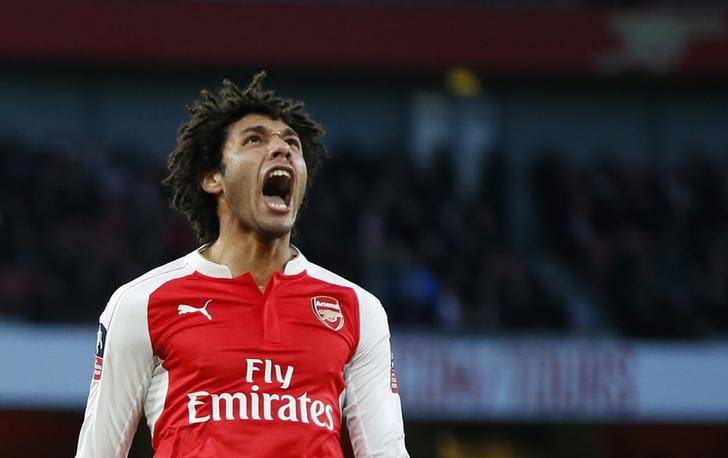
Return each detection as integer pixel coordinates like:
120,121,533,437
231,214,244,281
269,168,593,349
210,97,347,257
146,272,359,385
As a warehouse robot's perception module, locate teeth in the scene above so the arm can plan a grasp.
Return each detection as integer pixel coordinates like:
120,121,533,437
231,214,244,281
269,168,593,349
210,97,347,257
269,202,287,209
270,169,291,178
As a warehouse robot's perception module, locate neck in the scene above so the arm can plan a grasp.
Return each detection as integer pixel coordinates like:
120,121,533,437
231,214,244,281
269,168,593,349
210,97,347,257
203,226,293,290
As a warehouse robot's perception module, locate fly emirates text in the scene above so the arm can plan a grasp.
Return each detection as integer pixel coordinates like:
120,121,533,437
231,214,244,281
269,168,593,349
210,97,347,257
186,358,336,430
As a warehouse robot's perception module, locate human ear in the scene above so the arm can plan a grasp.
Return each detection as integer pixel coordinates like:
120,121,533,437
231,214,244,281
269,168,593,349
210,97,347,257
200,169,224,195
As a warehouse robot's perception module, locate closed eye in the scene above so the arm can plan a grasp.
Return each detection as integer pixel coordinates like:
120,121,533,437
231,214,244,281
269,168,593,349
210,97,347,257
286,138,301,149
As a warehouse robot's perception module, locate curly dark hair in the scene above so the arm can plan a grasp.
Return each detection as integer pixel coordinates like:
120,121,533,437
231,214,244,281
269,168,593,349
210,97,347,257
163,71,327,244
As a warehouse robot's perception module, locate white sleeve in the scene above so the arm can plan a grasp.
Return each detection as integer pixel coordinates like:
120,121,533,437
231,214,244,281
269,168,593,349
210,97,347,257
343,293,408,458
76,286,155,458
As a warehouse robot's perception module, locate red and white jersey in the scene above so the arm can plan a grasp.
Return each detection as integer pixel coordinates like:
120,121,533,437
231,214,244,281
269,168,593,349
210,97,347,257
76,247,408,457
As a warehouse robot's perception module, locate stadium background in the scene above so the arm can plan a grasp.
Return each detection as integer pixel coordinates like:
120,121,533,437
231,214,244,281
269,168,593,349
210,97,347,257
2,0,728,456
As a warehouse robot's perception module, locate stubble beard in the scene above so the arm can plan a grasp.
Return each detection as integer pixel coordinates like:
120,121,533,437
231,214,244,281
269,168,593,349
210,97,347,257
228,193,297,242
222,167,303,242
255,216,295,241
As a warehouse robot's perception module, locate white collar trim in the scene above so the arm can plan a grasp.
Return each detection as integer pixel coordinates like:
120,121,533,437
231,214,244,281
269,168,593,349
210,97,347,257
186,244,307,279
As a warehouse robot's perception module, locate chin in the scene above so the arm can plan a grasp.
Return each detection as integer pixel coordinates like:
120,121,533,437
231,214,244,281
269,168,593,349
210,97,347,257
256,220,295,240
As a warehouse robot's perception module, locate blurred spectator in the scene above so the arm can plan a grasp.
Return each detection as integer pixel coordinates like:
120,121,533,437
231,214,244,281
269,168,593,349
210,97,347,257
3,138,726,337
0,140,196,323
530,150,728,337
0,139,564,333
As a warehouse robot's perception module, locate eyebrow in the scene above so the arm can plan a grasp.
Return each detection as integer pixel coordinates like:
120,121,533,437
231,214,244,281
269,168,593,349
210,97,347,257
240,125,299,138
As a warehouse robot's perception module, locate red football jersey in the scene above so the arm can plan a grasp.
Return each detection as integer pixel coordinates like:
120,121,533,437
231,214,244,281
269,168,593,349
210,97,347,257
76,247,408,457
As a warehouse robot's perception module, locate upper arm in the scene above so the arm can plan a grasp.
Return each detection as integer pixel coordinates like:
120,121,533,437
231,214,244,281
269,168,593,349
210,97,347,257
76,287,155,458
343,294,408,458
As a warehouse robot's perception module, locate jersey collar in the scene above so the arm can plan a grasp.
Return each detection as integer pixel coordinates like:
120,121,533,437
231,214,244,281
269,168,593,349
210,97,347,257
186,244,308,279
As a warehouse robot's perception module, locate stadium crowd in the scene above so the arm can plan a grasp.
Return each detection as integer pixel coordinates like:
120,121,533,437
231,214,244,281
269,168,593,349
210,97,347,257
532,152,728,337
1,138,726,337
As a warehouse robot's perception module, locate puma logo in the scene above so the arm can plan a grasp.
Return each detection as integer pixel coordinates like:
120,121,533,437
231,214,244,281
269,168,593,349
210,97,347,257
177,299,213,320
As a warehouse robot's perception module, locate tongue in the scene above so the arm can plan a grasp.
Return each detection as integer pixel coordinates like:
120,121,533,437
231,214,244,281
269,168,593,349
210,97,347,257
263,195,286,206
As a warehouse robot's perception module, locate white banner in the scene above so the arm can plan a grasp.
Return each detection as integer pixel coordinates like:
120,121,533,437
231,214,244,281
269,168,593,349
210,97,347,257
2,323,728,421
392,334,728,421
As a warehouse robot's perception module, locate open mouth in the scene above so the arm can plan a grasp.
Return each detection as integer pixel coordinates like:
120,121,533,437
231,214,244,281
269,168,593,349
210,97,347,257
261,167,293,212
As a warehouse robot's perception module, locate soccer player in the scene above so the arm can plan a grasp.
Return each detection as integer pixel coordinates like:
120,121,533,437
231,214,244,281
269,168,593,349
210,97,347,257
76,73,408,457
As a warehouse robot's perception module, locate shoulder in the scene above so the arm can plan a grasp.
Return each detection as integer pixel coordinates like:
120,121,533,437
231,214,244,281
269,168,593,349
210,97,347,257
304,260,382,310
101,254,194,326
303,258,390,339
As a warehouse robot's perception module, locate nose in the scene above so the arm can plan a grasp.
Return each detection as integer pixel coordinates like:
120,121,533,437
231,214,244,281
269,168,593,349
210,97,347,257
266,135,291,161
